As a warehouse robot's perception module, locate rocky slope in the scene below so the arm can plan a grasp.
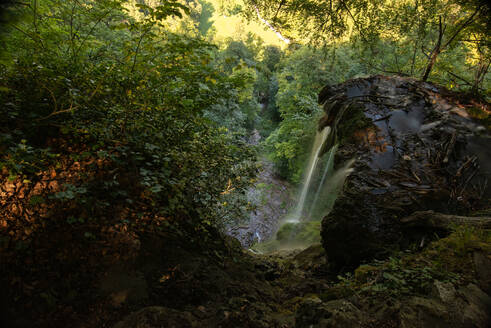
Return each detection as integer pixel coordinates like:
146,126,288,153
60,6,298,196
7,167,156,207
227,129,295,247
228,159,295,247
113,229,491,328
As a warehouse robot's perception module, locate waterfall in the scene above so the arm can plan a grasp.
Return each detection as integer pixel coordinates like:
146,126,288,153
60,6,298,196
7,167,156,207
255,231,262,243
310,144,338,215
253,124,355,251
314,158,355,219
287,126,331,223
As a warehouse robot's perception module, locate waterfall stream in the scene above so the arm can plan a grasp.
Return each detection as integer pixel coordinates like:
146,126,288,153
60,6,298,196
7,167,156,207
288,127,331,223
252,123,356,251
310,144,338,215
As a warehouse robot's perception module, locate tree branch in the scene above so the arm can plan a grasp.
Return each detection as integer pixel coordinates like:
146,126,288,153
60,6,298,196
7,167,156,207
442,6,481,49
131,26,152,73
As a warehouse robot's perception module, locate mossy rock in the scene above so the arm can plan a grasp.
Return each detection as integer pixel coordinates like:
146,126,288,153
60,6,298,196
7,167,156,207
336,104,373,143
319,286,354,302
354,264,379,283
276,221,321,245
252,221,323,253
276,223,298,242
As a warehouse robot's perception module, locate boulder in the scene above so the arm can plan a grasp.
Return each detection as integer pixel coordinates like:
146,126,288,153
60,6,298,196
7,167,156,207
318,75,491,270
431,281,456,304
399,283,491,328
473,251,491,294
295,298,366,328
294,282,491,328
113,306,197,328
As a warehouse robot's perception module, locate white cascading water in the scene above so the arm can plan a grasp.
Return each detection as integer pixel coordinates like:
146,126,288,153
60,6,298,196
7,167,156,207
255,231,262,243
314,158,355,219
287,126,331,223
310,144,338,214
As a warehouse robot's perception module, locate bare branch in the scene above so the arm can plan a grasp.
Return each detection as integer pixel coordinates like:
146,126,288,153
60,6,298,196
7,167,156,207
442,6,482,49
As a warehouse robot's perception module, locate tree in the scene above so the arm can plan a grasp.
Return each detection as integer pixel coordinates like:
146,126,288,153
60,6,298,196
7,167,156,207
419,2,487,81
242,0,490,90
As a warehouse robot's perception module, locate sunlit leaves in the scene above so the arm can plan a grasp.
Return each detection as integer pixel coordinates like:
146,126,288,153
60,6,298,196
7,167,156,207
0,0,257,228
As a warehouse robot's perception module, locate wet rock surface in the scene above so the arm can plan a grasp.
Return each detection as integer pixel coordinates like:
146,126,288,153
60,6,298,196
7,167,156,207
227,130,295,247
318,75,491,270
227,160,294,247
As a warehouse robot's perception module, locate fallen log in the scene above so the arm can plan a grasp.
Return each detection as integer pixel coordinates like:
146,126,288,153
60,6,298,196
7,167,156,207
401,210,491,230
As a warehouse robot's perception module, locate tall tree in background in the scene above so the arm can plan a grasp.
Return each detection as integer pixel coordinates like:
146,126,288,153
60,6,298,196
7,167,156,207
244,0,490,89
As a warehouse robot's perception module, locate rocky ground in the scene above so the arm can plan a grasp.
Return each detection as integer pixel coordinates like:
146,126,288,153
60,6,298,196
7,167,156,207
112,225,491,328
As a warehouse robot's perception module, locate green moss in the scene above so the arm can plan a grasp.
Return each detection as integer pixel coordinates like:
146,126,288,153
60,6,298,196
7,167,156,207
354,265,378,283
336,104,373,143
276,221,321,245
332,226,491,298
428,225,491,279
252,221,322,253
276,223,296,242
320,286,354,302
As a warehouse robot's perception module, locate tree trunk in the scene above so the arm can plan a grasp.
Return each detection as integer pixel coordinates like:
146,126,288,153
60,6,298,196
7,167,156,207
422,48,440,81
401,210,491,230
472,56,490,95
422,17,443,82
422,7,481,82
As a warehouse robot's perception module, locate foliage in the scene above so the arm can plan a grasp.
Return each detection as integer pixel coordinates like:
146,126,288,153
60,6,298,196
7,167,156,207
0,0,259,225
264,45,365,181
243,0,490,95
332,226,491,298
0,1,268,324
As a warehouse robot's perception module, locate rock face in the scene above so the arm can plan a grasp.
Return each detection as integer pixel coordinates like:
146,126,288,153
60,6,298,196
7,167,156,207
228,159,295,247
294,281,491,328
318,75,491,270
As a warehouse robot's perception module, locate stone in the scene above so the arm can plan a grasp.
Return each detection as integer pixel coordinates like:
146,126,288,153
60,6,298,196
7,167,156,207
295,299,366,328
473,251,491,294
432,281,456,304
113,306,196,328
318,76,491,271
399,297,450,328
291,243,327,273
457,284,491,327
